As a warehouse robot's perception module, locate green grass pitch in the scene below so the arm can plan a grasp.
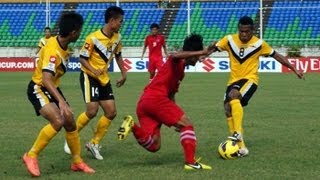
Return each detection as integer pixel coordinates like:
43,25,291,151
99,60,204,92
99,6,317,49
0,72,319,179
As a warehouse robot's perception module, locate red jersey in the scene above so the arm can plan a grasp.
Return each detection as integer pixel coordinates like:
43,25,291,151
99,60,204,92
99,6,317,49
144,34,166,59
142,56,185,98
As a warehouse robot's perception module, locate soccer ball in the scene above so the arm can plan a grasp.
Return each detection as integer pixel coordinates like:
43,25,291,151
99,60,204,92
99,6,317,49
218,140,239,159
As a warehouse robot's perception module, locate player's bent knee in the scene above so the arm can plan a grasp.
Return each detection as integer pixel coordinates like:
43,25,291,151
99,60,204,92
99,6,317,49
106,111,117,120
86,109,98,119
146,144,160,152
63,120,77,132
228,89,241,100
176,115,193,128
51,120,64,131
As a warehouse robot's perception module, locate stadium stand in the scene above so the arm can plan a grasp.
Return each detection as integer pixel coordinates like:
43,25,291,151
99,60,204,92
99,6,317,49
0,3,63,47
0,1,319,48
265,0,320,46
74,2,164,47
168,1,259,45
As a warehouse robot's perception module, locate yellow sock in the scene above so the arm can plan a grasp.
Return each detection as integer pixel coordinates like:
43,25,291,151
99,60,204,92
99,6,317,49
28,124,57,158
229,99,243,134
76,112,90,132
226,117,234,135
229,99,246,148
65,130,82,164
91,116,111,144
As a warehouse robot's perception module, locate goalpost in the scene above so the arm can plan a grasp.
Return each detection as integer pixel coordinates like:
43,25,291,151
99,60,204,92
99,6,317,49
45,0,50,27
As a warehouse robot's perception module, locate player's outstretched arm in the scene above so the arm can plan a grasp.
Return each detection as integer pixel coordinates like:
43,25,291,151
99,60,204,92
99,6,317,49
272,52,305,80
198,42,219,61
115,54,127,87
141,44,147,60
35,47,41,55
170,49,209,60
207,41,219,54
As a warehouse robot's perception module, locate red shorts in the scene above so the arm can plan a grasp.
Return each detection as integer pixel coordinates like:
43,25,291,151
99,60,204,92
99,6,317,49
148,57,163,73
136,96,184,135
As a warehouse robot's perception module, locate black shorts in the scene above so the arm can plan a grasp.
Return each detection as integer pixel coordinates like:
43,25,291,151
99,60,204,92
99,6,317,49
80,71,115,103
224,79,257,106
27,80,66,116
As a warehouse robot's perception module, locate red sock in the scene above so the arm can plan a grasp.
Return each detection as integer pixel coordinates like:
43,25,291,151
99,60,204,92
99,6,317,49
180,126,197,164
133,124,159,152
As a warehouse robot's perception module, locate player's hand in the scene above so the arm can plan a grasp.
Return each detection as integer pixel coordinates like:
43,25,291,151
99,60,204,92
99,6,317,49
59,101,73,118
295,70,305,80
92,68,104,76
116,75,127,87
207,42,217,55
199,55,207,62
208,41,217,50
200,48,212,60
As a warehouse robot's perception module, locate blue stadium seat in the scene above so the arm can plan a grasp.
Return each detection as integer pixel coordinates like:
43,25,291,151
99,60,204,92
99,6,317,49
0,1,319,47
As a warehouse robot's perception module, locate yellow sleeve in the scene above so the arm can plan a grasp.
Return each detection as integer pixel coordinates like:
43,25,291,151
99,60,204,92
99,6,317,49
261,41,275,56
79,35,94,59
216,36,229,51
42,48,59,75
38,38,45,48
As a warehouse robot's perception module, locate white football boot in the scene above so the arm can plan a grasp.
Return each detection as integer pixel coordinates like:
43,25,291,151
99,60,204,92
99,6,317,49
85,142,103,160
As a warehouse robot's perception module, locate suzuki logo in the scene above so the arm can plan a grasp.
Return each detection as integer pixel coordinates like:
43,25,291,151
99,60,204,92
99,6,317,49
202,58,215,72
123,59,132,71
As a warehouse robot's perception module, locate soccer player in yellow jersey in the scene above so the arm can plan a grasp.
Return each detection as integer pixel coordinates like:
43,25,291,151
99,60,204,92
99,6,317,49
64,6,127,160
35,27,52,55
23,13,95,177
210,16,304,157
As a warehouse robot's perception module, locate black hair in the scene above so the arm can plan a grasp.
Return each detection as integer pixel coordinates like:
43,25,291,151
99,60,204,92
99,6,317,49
105,6,124,23
150,23,160,29
238,16,254,27
59,12,83,37
44,27,51,31
182,33,204,51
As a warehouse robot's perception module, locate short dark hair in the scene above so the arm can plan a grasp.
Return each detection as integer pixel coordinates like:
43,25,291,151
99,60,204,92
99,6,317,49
182,33,204,51
44,27,51,31
238,16,254,27
59,13,83,37
150,23,160,29
105,6,124,23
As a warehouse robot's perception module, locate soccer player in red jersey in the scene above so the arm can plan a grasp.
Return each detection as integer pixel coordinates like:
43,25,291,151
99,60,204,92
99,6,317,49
119,34,214,170
141,23,168,81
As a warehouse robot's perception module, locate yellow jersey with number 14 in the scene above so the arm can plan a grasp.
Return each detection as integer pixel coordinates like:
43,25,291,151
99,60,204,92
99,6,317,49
216,34,275,85
79,29,122,86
